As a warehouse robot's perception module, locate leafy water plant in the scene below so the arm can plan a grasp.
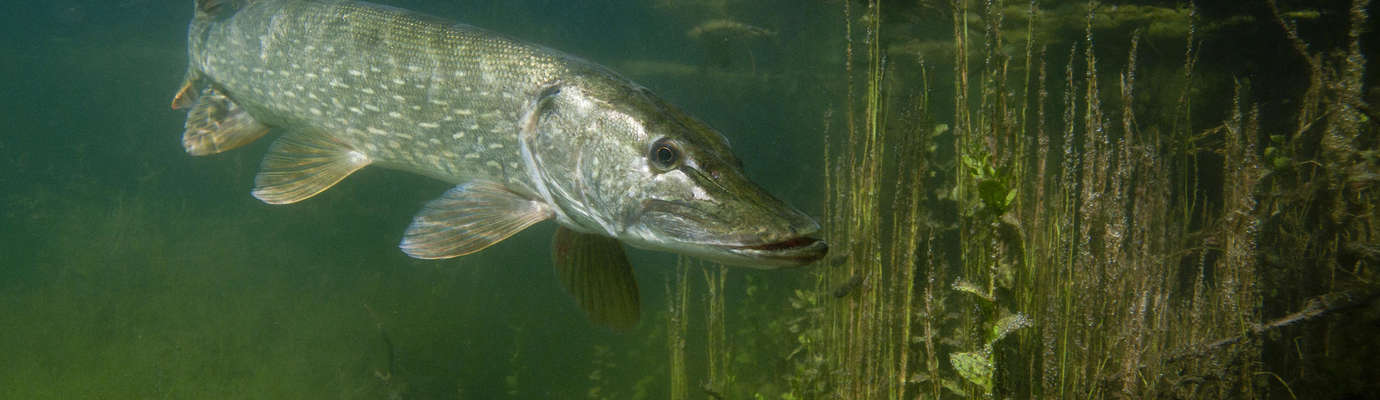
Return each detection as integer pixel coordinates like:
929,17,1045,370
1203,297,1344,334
640,0,1378,399
774,0,1375,399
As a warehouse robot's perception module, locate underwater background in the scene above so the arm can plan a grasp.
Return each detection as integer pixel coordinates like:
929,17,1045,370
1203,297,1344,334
1,0,1377,399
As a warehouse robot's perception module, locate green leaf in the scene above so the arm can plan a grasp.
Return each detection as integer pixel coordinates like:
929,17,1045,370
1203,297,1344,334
952,279,993,302
941,378,969,397
1272,157,1291,170
962,154,979,172
978,180,1009,213
987,313,1032,346
949,351,993,392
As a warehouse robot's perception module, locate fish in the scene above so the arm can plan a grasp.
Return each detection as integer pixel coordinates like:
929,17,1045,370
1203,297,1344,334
171,0,828,330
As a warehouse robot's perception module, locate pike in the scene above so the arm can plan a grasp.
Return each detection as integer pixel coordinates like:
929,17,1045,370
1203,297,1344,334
172,0,827,329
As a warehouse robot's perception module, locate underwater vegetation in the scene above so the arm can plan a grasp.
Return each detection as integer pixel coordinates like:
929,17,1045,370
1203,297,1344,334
649,0,1379,399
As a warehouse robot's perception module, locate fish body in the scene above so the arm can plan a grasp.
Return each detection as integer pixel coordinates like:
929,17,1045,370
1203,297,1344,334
185,0,558,190
174,0,826,329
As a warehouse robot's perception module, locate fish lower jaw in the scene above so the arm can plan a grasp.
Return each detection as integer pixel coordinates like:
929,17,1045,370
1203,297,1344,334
621,226,828,268
713,236,829,269
733,237,822,252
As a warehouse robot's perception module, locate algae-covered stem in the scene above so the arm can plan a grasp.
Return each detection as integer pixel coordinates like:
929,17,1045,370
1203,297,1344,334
666,259,690,400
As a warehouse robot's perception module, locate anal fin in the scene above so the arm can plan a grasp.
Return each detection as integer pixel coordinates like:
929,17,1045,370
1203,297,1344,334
183,87,270,155
553,227,641,331
252,131,371,204
401,181,553,259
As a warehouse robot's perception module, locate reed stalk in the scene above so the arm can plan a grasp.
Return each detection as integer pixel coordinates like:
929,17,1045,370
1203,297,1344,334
666,259,690,400
702,265,728,394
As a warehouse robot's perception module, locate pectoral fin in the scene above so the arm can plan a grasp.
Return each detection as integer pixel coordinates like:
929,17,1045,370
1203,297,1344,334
401,181,553,259
252,130,371,204
553,227,641,331
182,87,271,155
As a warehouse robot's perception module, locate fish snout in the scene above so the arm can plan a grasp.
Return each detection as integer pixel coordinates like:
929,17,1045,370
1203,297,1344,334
634,197,828,268
716,202,828,268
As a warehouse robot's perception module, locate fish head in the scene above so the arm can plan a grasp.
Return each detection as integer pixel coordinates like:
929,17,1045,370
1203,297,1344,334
522,74,827,268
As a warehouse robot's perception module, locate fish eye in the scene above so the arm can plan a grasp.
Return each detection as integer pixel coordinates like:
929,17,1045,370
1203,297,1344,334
649,138,680,171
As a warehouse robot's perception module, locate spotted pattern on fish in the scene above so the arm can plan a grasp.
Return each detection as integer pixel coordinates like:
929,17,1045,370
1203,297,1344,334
190,0,583,188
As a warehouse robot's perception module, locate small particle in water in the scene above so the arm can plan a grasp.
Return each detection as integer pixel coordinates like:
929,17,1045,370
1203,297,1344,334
832,274,865,298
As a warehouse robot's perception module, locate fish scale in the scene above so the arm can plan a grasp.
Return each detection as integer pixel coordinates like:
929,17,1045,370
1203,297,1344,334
194,0,576,188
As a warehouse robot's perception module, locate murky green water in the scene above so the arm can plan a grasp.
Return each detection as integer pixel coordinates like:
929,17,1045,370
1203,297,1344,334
4,1,1377,399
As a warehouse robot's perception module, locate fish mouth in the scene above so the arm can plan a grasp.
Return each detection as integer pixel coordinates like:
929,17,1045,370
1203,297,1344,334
718,236,828,267
636,199,828,267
